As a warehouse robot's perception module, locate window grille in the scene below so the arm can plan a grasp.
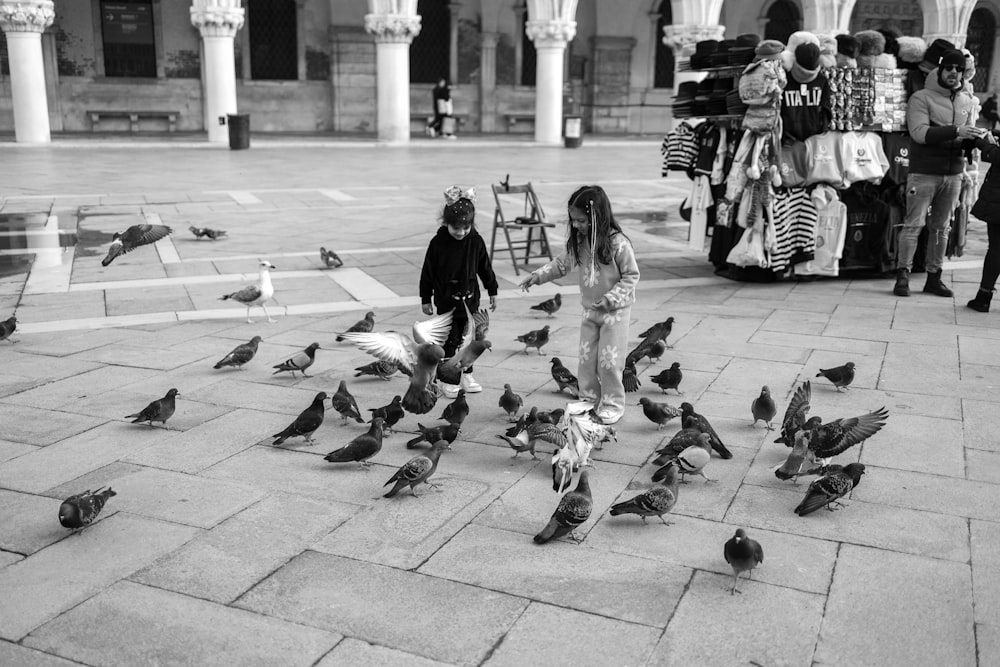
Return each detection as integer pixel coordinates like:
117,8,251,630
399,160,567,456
967,8,995,93
410,0,449,84
653,0,673,89
100,0,156,78
764,0,801,45
248,0,297,81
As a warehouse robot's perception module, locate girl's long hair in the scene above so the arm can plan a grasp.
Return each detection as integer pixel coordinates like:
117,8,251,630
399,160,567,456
565,185,626,266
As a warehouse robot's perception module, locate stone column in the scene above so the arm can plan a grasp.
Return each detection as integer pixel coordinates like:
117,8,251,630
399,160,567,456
525,0,578,145
0,0,55,144
190,0,245,144
448,1,460,86
364,2,421,143
479,31,499,133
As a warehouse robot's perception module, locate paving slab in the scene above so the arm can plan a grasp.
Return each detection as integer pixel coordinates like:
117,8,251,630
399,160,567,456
750,329,888,357
813,544,975,666
703,356,804,399
979,624,1000,667
879,340,961,394
759,308,831,335
0,513,198,641
24,580,339,667
966,448,1000,483
972,520,1000,626
316,638,450,667
0,641,81,667
964,397,1000,452
851,465,1000,522
0,550,22,567
235,550,527,666
418,523,689,627
0,439,38,463
183,378,330,414
858,412,965,477
63,390,232,432
0,490,67,555
0,404,107,447
1,353,102,382
1,365,162,409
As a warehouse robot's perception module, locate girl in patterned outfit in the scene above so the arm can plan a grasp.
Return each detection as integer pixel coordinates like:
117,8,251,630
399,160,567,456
519,185,640,424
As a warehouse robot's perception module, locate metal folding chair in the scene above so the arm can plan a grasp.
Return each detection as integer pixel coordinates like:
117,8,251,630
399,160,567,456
489,181,556,275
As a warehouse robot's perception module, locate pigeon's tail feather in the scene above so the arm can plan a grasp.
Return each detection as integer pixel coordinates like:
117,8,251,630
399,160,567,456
794,492,829,516
323,449,353,463
383,481,406,498
533,518,560,544
402,385,436,414
650,464,675,483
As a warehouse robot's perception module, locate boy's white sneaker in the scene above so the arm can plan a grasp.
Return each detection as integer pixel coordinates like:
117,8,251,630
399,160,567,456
440,382,460,399
461,373,482,393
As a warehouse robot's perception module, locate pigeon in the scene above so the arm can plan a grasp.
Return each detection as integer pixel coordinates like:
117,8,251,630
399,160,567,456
438,301,492,386
536,408,565,425
188,226,227,240
816,361,856,392
336,311,375,342
650,362,683,394
213,336,262,370
751,385,777,429
611,462,679,525
272,342,320,377
58,487,117,532
0,314,16,343
329,380,364,424
534,469,593,544
774,382,813,447
680,402,733,459
337,311,454,414
101,223,173,266
794,463,866,516
439,389,470,426
775,406,889,480
654,435,715,484
405,421,461,450
125,388,179,427
638,397,681,430
637,317,675,347
499,173,510,192
497,419,566,460
549,357,580,396
498,384,523,421
646,339,667,364
324,417,384,468
652,428,710,466
354,359,406,380
530,293,562,317
272,391,327,445
320,247,343,268
516,325,550,355
383,439,450,498
220,260,277,323
622,360,641,393
368,395,404,434
473,308,490,341
724,529,764,594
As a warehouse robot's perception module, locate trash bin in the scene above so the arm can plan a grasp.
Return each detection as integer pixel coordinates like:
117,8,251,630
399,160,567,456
564,115,583,148
227,113,250,150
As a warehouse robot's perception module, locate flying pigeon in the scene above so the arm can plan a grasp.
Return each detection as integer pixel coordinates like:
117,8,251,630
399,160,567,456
272,391,327,445
439,389,470,426
101,223,173,266
652,427,709,466
638,397,681,430
774,382,813,447
354,359,406,380
438,300,492,386
324,417,384,468
498,384,523,421
272,342,320,378
383,439,450,498
213,336,262,370
220,260,277,323
330,380,364,424
680,403,732,459
516,325,550,355
497,419,566,460
530,293,562,317
774,406,888,480
637,317,675,348
534,469,593,544
794,463,866,516
0,314,16,343
536,408,565,425
188,226,227,240
611,462,679,525
625,333,665,366
125,388,179,427
724,528,764,594
58,487,117,532
550,357,580,396
320,247,343,268
622,360,641,393
650,362,683,394
816,362,856,392
368,395,404,434
751,385,777,429
653,434,715,484
405,421,461,450
336,311,375,342
473,308,490,341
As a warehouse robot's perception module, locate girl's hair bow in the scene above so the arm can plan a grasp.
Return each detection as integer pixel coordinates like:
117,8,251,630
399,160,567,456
444,185,476,204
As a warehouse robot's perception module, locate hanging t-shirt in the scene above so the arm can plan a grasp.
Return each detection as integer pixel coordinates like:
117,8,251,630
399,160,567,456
770,186,817,272
804,131,844,187
693,122,722,177
841,131,889,186
778,141,809,187
839,183,892,271
662,121,698,175
796,185,847,276
780,72,832,144
882,132,911,185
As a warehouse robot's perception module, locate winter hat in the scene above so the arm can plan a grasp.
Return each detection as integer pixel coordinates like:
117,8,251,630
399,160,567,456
922,38,955,72
835,34,859,68
781,31,820,71
817,33,838,69
939,48,967,71
755,39,785,60
855,30,885,68
879,29,899,57
792,43,821,82
895,36,927,67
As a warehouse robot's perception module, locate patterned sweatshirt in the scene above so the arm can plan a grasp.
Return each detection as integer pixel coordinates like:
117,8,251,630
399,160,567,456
531,232,640,310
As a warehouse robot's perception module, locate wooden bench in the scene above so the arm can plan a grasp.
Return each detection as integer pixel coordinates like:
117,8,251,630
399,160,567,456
87,110,179,133
505,113,535,132
411,113,467,130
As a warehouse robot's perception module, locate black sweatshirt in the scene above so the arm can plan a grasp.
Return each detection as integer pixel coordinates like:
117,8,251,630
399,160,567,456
419,227,498,313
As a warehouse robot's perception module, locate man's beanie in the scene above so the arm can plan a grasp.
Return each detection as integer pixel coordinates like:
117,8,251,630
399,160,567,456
795,43,821,71
939,48,967,70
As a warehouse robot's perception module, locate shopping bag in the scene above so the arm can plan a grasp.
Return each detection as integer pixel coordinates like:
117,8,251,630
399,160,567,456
441,116,457,136
436,99,453,115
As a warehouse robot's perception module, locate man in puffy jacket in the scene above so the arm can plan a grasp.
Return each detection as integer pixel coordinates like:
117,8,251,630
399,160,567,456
895,48,984,297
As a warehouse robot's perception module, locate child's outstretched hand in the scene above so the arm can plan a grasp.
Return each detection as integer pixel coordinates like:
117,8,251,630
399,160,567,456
489,295,497,311
519,273,538,292
590,297,611,312
421,303,434,315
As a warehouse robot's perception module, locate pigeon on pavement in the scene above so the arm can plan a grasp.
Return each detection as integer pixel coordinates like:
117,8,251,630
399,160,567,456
653,429,710,466
638,397,681,430
439,389,470,426
650,362,683,394
751,385,777,429
646,339,667,363
724,528,764,594
775,406,888,480
437,301,492,386
637,317,675,347
125,388,179,427
623,360,641,393
214,336,262,370
354,359,406,380
816,361,856,392
612,462,679,525
406,421,461,450
654,435,714,484
272,391,327,445
536,408,565,425
0,314,16,343
330,380,364,424
188,226,227,240
534,469,593,543
324,417,384,468
272,342,320,377
368,395,404,434
59,487,117,532
102,223,173,266
794,463,866,515
320,247,343,268
516,325,550,355
336,311,375,342
497,419,566,460
550,357,580,396
498,384,523,421
680,402,733,459
530,293,562,317
383,439,450,498
220,260,277,323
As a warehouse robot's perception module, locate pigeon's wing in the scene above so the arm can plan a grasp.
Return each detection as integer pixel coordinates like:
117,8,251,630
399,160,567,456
278,349,312,371
814,407,889,457
226,284,262,303
412,311,453,346
224,342,255,365
778,381,812,444
795,471,853,515
338,331,416,369
473,308,490,341
387,455,433,485
121,224,172,252
625,338,652,366
553,491,593,527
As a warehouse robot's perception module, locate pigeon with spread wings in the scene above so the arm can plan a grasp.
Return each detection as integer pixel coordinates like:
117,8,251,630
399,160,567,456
102,223,173,266
437,300,492,387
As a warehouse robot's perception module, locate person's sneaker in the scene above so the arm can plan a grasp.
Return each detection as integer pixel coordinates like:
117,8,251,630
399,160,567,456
445,134,457,140
596,409,623,425
460,373,482,393
439,382,460,399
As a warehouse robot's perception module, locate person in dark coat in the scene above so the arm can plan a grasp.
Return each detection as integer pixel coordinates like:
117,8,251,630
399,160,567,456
428,78,454,138
968,131,1000,311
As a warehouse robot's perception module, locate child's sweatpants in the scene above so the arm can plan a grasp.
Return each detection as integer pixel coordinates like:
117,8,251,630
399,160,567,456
577,306,630,420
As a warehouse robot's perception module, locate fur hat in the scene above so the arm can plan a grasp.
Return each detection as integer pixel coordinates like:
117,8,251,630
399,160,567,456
781,31,819,70
835,34,858,68
879,29,899,56
817,34,838,69
855,30,896,69
895,36,927,67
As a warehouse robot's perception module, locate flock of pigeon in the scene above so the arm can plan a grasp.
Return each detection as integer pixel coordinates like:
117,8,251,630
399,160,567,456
12,221,892,596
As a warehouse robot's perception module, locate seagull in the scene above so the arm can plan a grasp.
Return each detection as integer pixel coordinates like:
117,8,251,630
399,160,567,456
188,226,227,240
220,260,277,323
102,223,173,266
320,247,343,268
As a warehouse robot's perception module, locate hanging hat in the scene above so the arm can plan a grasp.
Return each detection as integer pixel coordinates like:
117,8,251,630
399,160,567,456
710,40,736,67
895,36,927,66
923,38,955,70
755,39,784,59
836,34,859,58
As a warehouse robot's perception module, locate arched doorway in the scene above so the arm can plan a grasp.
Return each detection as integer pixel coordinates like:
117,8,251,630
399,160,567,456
967,7,997,92
411,0,450,84
848,0,923,36
654,0,674,89
764,0,802,44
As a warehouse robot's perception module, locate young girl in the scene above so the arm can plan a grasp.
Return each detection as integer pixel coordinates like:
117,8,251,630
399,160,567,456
519,185,640,424
420,186,498,396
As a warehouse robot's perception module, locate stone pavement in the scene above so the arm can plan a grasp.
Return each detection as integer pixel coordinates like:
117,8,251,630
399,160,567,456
0,135,996,666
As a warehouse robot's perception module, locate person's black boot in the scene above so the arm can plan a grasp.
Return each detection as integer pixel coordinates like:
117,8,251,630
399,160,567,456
922,270,954,297
967,288,994,312
893,269,910,297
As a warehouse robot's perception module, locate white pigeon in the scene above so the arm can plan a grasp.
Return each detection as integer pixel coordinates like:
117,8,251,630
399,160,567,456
220,260,276,324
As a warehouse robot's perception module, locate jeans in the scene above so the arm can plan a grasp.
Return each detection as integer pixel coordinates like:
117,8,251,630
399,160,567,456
898,172,963,272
